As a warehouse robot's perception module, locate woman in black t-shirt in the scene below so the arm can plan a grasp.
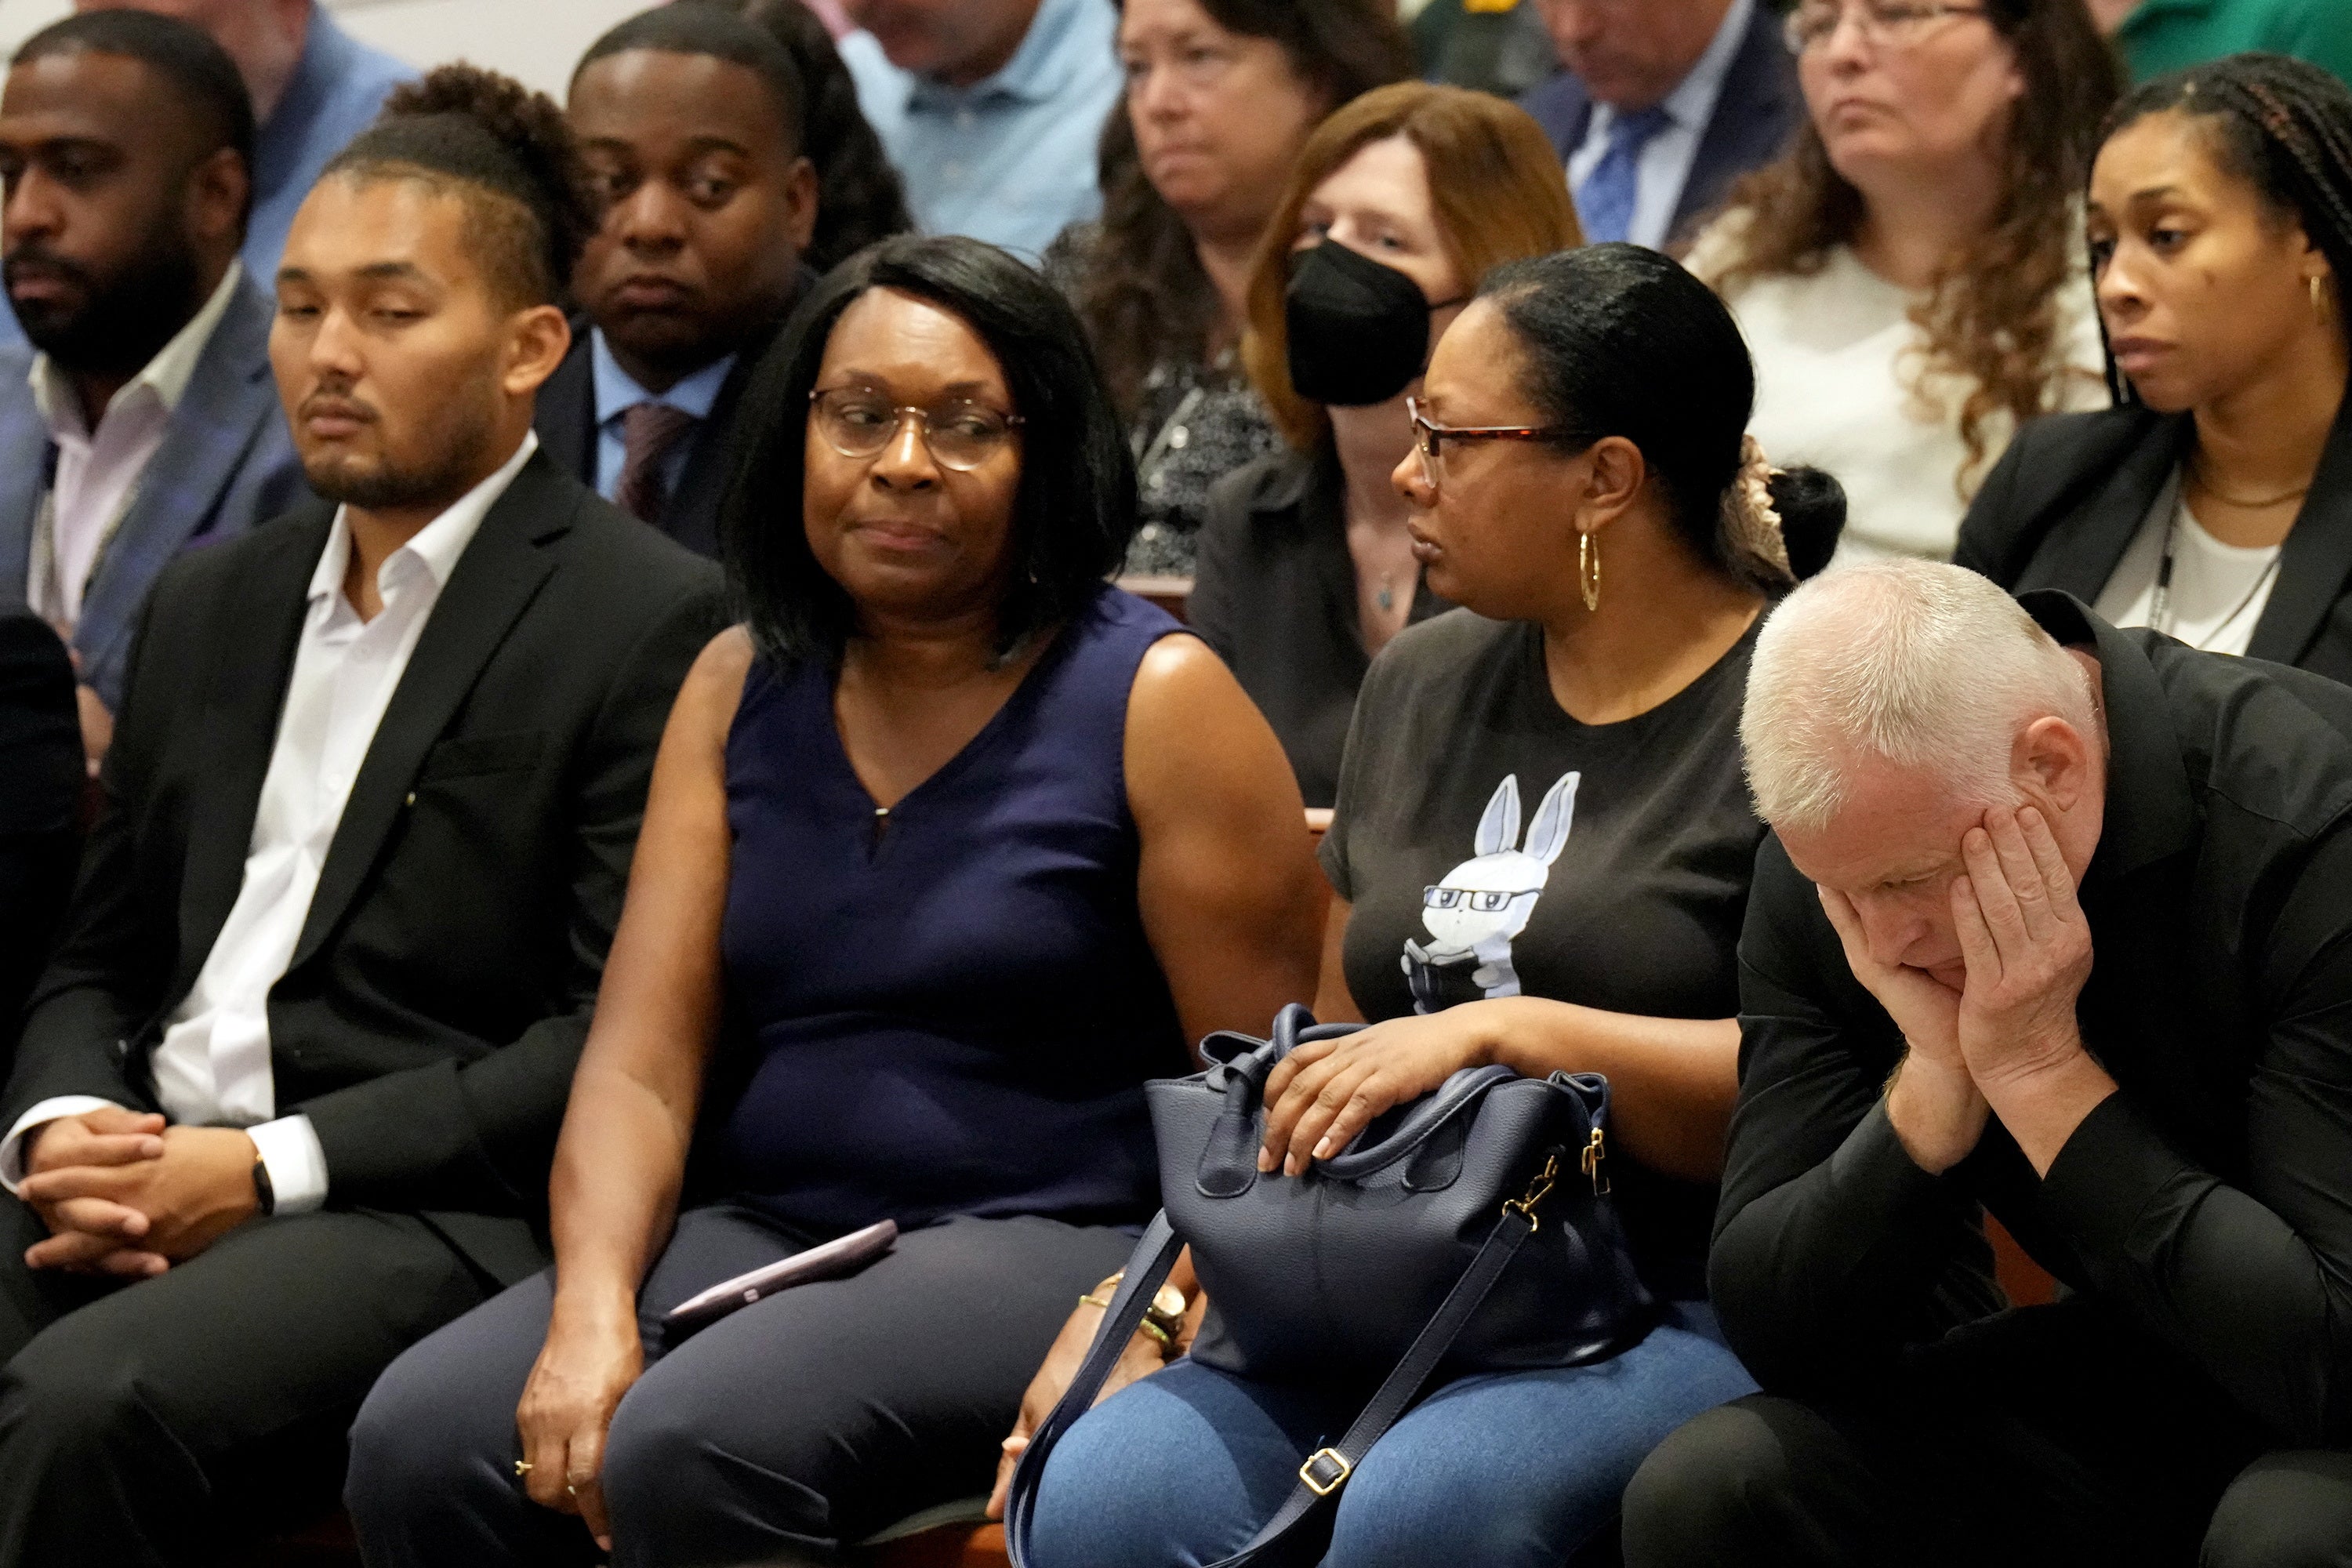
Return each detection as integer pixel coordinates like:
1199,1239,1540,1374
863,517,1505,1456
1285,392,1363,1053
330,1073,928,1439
1021,245,1846,1566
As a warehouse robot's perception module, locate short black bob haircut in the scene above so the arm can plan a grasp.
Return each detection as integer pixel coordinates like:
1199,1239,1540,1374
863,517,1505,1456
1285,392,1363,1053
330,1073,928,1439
1479,243,1846,586
723,234,1138,669
15,10,256,226
574,5,808,158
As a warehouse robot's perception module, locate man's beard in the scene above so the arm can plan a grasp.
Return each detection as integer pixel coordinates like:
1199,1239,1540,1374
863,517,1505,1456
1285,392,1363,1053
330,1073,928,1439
302,378,501,513
5,226,205,379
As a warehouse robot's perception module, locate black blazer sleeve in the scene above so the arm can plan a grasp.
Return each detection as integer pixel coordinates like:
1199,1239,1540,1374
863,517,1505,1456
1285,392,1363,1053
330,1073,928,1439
0,612,82,1050
291,583,724,1210
4,589,185,1116
1708,837,2005,1393
2035,820,2352,1444
1186,467,1254,668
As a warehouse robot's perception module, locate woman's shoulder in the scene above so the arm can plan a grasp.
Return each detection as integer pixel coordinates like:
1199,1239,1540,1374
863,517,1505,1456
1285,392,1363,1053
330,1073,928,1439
1039,220,1102,296
1360,608,1528,704
1201,446,1320,536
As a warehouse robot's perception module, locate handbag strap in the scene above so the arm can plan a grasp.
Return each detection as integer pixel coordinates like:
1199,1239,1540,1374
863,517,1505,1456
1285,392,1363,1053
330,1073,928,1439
1004,1204,1540,1568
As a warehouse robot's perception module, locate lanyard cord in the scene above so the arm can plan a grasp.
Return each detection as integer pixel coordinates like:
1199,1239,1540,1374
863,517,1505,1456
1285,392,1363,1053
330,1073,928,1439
2151,500,2283,648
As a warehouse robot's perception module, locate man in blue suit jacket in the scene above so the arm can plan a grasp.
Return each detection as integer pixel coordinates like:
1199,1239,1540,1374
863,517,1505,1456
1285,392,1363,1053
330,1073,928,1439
0,12,307,764
1519,0,1800,252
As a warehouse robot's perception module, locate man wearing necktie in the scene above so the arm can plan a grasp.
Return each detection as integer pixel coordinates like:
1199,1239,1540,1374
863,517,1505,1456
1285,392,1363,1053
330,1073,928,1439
535,7,822,557
1520,0,1801,251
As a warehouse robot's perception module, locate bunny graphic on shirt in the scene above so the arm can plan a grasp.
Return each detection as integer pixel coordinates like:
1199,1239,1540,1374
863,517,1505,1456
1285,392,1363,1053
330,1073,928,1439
1403,771,1579,1014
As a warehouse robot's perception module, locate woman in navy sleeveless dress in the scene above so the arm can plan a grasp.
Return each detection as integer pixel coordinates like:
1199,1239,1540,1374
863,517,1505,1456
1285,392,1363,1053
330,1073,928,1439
347,238,1324,1566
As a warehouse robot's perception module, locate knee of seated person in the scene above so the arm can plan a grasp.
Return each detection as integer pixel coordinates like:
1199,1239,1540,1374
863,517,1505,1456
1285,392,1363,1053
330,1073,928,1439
2201,1455,2352,1568
0,1332,154,1457
343,1354,463,1519
1620,1403,1784,1560
1025,1400,1207,1568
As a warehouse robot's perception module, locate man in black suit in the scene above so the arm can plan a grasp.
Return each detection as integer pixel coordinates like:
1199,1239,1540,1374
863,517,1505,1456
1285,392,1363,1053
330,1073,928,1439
1518,0,1799,251
536,5,818,558
0,612,78,1055
1625,563,2352,1566
0,65,724,1563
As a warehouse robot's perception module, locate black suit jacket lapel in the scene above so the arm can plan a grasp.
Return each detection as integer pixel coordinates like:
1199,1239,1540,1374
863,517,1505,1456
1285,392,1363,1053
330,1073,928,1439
173,509,325,999
287,453,573,971
533,331,596,489
2016,413,2193,601
662,272,810,559
1672,7,1798,239
2248,398,2352,666
666,342,764,559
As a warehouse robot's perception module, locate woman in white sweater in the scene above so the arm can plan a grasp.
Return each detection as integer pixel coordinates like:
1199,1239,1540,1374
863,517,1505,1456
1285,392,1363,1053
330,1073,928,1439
1686,0,2117,562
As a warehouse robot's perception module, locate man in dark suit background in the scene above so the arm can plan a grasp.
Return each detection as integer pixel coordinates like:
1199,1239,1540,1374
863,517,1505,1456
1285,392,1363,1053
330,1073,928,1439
0,612,78,1058
0,13,308,768
0,64,724,1563
535,5,818,559
1518,0,1800,250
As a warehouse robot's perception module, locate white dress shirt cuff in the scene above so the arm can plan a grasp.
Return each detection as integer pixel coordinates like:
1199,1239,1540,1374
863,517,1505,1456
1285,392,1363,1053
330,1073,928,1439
246,1115,328,1215
0,1096,125,1193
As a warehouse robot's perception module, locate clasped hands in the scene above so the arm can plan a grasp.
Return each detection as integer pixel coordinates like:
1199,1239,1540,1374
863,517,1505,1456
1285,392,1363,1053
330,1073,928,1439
1820,804,2114,1176
15,1109,261,1275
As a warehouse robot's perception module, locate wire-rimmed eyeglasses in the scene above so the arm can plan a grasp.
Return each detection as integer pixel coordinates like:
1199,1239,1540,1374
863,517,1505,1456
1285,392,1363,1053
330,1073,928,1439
809,387,1024,472
1783,1,1988,53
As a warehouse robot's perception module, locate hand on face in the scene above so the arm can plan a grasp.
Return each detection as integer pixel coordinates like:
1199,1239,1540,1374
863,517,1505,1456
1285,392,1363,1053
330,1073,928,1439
19,1120,259,1272
1817,881,1962,1068
1949,804,2093,1087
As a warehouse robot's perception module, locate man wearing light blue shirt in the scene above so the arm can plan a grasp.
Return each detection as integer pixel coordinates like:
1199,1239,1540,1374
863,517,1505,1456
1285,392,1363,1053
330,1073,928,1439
1520,0,1799,252
5,0,414,352
839,0,1120,260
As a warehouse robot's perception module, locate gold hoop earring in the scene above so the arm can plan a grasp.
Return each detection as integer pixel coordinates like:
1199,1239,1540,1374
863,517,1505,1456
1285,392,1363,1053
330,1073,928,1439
1577,530,1601,612
2314,274,2335,326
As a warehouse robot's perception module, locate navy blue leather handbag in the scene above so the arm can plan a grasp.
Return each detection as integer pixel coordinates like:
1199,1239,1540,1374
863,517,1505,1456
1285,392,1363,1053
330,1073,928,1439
1005,1004,1655,1566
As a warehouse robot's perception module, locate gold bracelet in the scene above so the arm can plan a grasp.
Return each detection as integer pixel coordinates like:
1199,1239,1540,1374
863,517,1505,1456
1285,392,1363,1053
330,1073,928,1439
1079,1290,1176,1351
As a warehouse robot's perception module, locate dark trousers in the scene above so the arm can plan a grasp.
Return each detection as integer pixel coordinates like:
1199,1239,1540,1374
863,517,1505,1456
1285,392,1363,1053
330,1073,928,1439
1623,1304,2352,1568
346,1204,1135,1568
0,1192,493,1566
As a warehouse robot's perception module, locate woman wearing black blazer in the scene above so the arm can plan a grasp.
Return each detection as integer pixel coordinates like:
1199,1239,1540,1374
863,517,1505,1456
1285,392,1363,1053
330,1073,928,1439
1956,56,2352,673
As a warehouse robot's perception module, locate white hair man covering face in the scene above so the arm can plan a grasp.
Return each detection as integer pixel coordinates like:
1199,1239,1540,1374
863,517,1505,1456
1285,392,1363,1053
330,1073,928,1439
1621,558,2352,1564
1739,560,2116,1175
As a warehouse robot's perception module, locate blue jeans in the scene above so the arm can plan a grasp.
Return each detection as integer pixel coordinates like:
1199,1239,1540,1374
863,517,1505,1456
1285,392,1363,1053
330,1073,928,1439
1029,1303,1758,1568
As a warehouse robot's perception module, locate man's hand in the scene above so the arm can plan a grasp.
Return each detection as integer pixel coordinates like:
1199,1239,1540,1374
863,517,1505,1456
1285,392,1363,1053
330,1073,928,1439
74,684,113,774
19,1108,169,1276
20,1125,260,1269
1951,805,2115,1174
1819,885,1987,1172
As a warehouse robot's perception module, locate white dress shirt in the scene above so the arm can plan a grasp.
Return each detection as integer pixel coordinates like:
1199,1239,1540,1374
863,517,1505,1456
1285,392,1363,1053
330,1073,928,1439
24,262,243,627
0,432,541,1208
1565,0,1754,252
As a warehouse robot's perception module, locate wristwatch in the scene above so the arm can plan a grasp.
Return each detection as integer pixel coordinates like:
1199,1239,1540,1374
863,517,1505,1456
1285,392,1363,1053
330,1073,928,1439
251,1152,276,1218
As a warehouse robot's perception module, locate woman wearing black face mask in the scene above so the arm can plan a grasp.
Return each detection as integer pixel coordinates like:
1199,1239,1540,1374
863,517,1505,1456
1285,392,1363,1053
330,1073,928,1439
1186,82,1582,808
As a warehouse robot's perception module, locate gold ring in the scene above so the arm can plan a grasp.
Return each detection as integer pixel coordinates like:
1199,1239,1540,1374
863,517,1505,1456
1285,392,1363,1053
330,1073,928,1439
513,1460,532,1477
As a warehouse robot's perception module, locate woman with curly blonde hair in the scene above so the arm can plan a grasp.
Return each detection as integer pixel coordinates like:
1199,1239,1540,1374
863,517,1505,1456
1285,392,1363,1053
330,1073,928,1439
1687,0,2120,562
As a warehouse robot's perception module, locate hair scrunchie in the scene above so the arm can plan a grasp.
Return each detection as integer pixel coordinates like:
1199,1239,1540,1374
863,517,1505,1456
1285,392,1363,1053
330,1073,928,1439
1722,434,1793,584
